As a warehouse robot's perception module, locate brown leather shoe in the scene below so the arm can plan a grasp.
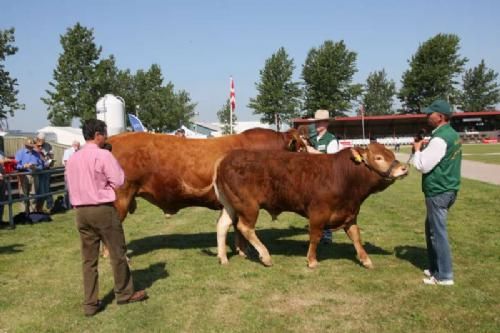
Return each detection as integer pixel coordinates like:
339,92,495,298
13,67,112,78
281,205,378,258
117,290,148,305
84,300,104,317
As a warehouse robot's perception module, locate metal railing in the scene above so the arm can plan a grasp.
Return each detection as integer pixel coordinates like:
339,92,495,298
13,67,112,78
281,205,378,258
1,167,67,229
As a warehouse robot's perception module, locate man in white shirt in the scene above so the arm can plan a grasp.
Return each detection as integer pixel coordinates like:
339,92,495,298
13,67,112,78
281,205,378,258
63,141,81,166
63,140,81,208
411,99,462,286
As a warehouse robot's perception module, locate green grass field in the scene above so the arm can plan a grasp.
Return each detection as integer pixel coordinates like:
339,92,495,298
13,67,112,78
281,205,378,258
1,172,500,332
399,143,500,164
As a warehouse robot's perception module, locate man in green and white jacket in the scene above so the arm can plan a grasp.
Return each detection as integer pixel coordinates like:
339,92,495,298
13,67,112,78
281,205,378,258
306,109,342,244
412,99,462,286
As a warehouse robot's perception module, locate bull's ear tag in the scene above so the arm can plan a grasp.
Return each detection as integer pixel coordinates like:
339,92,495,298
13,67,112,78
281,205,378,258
351,149,363,163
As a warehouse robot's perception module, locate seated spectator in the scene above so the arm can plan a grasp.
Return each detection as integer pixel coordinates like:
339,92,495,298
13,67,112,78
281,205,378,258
15,138,44,213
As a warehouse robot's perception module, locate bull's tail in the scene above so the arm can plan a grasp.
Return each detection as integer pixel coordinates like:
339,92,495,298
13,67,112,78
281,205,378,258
179,157,226,198
180,180,214,197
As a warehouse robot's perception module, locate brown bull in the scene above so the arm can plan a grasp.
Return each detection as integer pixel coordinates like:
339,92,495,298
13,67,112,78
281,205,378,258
214,143,408,268
107,128,306,222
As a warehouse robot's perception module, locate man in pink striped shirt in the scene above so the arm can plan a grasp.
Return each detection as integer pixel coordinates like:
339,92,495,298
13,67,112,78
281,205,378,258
66,119,148,316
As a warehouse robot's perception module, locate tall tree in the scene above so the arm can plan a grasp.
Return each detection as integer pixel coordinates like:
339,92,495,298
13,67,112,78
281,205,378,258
458,59,500,112
131,64,196,132
114,69,138,115
302,40,362,117
217,99,237,135
362,69,396,115
132,64,164,131
398,33,468,113
0,27,24,120
91,55,120,99
166,88,196,131
42,23,102,125
248,47,302,129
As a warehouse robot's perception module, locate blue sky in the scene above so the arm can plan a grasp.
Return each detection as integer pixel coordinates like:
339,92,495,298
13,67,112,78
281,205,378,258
2,0,500,131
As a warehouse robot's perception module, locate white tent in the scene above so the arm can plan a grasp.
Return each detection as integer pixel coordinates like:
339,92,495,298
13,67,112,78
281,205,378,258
37,126,85,146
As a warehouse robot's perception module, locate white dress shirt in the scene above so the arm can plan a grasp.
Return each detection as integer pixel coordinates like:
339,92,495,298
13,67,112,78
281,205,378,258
411,127,447,174
62,147,77,165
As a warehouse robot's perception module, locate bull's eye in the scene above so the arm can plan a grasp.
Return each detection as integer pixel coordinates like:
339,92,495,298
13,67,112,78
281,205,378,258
375,156,383,161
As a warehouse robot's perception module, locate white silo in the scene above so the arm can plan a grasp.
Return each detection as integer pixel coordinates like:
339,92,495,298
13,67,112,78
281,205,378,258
96,94,126,136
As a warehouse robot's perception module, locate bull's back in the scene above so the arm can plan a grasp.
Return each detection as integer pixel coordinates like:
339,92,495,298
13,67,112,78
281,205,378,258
217,150,337,214
107,131,291,211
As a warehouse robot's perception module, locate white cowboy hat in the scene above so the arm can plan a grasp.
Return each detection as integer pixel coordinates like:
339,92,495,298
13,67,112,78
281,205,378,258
314,109,330,120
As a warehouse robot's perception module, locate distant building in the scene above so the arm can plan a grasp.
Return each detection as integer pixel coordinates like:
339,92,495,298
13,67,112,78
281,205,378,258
193,122,221,137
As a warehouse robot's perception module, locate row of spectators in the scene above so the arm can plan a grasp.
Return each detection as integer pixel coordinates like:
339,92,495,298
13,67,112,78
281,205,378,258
0,135,81,223
14,133,54,213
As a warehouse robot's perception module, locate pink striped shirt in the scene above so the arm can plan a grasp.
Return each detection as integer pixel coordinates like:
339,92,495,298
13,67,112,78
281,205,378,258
65,143,124,206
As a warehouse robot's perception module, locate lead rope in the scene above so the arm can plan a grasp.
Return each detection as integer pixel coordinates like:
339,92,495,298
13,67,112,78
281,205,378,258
406,153,414,165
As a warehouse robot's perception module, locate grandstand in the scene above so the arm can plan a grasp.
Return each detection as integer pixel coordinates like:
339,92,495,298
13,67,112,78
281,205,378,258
292,111,500,146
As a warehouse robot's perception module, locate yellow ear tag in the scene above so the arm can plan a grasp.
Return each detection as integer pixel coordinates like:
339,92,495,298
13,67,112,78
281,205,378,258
351,149,363,163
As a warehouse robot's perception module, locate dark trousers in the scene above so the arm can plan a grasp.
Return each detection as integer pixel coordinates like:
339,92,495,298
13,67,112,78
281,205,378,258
37,173,53,209
18,174,36,213
76,204,134,314
0,178,5,220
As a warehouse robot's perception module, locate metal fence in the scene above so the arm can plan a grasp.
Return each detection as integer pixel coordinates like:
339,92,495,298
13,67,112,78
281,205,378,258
1,167,67,229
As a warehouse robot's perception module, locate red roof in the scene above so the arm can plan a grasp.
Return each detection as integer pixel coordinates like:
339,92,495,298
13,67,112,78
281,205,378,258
292,110,500,123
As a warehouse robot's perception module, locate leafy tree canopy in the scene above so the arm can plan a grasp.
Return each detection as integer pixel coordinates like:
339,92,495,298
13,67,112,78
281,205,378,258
248,47,302,130
0,27,24,119
398,33,468,112
362,69,396,115
458,59,500,112
302,40,362,117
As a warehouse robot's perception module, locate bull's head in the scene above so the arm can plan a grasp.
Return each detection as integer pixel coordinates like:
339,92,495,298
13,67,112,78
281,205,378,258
351,143,408,180
286,128,308,152
296,125,313,147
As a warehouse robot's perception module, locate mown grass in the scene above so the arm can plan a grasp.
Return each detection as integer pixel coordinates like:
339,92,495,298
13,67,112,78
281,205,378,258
399,143,500,164
1,171,499,333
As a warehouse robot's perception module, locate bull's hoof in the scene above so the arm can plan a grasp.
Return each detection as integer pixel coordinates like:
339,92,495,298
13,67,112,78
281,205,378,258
307,260,319,269
261,256,273,267
361,258,374,269
236,249,248,258
218,256,229,265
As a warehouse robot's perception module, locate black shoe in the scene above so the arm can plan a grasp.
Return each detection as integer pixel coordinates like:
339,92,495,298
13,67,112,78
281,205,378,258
0,222,9,229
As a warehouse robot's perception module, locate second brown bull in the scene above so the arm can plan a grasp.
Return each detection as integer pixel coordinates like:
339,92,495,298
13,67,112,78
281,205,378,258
215,143,408,268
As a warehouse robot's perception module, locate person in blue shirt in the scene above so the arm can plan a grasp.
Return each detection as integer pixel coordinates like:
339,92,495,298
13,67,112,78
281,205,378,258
15,138,44,213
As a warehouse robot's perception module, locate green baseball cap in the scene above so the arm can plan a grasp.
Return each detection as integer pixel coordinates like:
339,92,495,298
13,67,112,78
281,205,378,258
423,99,452,116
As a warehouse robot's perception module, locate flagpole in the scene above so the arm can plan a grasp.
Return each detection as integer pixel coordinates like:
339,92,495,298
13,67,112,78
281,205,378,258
230,77,233,135
361,104,366,141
